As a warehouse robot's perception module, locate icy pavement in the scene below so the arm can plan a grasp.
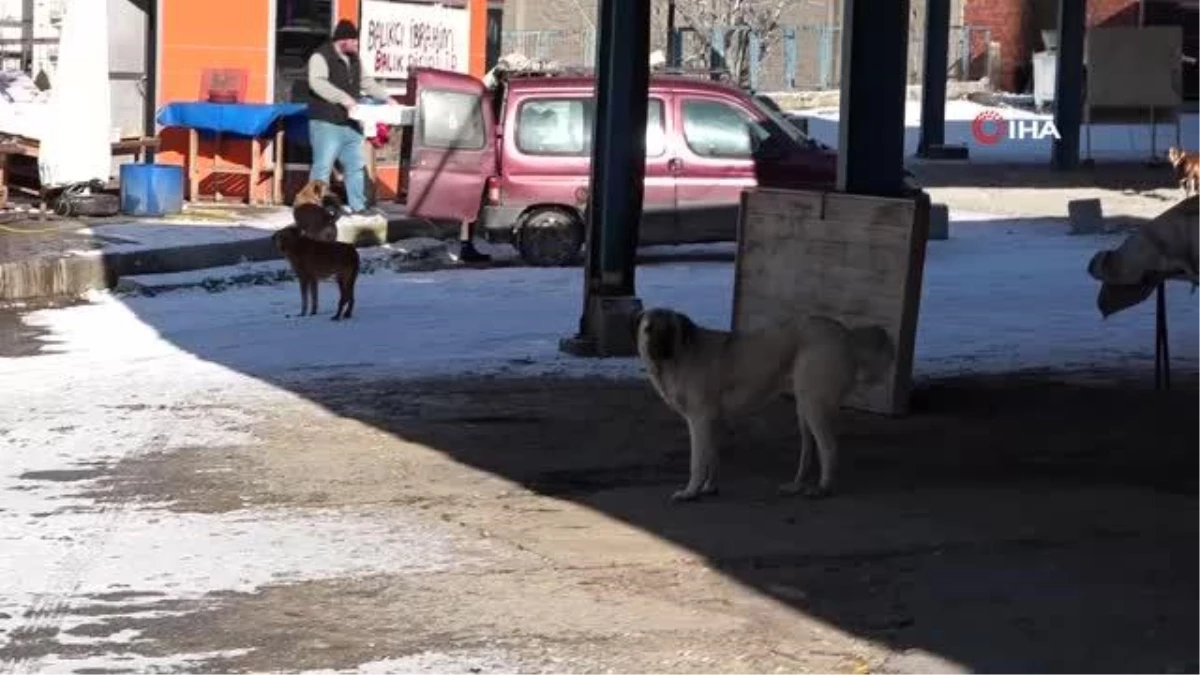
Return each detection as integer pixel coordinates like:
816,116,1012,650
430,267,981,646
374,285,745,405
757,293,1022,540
0,211,1196,671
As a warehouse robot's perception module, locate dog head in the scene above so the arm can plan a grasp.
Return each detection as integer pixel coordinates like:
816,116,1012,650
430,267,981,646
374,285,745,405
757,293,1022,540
634,308,698,363
272,224,303,254
848,325,896,386
1168,147,1186,168
296,179,330,206
322,192,344,218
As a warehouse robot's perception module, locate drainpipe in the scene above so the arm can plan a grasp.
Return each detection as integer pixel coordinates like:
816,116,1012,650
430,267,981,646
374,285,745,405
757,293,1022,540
143,0,157,163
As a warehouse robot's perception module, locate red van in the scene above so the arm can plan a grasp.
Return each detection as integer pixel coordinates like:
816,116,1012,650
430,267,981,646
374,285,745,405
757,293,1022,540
402,67,837,266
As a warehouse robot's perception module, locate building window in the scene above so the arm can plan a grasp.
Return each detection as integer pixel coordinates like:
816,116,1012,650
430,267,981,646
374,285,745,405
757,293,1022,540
275,0,333,104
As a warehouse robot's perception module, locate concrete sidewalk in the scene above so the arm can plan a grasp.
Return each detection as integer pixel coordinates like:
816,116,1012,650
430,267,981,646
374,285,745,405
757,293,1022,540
0,203,462,303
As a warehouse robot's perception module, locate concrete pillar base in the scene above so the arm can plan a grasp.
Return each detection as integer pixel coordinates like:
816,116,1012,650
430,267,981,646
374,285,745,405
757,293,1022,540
560,295,644,358
1068,198,1105,235
929,202,950,240
916,143,970,161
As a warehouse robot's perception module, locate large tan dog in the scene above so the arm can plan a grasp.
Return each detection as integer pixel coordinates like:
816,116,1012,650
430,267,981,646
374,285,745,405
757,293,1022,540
633,308,896,502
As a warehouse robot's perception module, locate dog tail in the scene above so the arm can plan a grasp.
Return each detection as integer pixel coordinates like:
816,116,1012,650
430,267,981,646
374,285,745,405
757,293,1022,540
848,325,896,385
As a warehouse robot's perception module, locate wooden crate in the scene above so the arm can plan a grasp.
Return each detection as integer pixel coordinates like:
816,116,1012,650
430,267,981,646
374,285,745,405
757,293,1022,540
731,188,929,416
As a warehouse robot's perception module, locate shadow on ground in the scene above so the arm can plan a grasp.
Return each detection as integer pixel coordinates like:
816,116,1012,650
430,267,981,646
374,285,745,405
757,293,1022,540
277,370,1198,673
7,210,1198,672
909,159,1188,195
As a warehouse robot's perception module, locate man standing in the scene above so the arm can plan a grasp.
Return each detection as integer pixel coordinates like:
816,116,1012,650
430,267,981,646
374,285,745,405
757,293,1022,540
306,19,393,227
306,19,491,261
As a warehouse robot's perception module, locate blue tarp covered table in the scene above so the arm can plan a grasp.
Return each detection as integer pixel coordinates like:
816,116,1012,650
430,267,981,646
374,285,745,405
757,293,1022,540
155,102,311,205
156,102,309,139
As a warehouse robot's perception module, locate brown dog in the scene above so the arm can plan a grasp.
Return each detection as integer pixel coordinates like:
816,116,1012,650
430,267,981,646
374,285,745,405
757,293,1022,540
1167,147,1199,197
293,179,341,242
272,225,359,320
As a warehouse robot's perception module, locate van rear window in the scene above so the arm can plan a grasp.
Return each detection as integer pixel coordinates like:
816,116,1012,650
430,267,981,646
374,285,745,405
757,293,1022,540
514,98,665,157
419,89,487,150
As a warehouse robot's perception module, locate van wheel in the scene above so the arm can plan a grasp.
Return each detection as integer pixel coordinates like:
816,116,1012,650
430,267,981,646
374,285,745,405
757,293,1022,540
516,208,583,267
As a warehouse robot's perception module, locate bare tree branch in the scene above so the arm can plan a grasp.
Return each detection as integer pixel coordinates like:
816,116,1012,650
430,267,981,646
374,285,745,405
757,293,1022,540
666,0,791,87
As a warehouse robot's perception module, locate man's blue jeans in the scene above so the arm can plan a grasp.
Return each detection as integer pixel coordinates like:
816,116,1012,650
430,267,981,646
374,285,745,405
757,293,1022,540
308,119,366,212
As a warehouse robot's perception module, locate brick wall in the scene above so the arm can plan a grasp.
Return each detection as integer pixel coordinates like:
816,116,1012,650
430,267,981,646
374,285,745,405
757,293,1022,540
964,0,1138,91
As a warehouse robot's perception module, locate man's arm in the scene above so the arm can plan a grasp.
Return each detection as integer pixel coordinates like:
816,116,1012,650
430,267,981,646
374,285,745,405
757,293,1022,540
359,71,394,103
307,51,357,108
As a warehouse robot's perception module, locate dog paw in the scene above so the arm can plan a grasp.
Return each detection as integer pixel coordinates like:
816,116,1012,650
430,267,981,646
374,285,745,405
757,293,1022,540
802,484,832,500
699,484,719,497
331,315,341,322
777,481,804,497
670,488,702,503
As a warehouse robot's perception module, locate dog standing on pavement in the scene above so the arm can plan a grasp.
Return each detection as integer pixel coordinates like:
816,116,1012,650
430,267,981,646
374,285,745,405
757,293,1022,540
1167,146,1199,197
292,179,341,242
272,225,359,320
632,308,895,503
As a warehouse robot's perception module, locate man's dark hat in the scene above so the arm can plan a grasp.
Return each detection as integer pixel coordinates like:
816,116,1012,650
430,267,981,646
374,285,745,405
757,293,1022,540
332,19,359,41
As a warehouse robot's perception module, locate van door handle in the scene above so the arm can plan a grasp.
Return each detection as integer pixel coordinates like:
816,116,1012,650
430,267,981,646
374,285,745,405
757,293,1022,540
668,158,683,172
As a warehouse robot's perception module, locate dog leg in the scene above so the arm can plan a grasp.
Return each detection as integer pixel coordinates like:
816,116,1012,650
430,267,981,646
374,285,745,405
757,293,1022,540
802,401,840,499
342,274,356,319
672,416,718,503
336,274,355,320
779,413,816,496
700,435,720,497
310,280,320,316
299,278,310,316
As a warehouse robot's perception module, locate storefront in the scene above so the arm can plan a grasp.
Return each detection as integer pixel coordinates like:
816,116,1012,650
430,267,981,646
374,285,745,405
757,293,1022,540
154,0,501,204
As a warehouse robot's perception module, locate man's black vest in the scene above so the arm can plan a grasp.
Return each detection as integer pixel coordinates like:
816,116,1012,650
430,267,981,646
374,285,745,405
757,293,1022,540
307,41,362,129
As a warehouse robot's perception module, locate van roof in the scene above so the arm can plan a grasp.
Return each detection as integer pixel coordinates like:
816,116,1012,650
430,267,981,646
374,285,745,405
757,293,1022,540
502,71,748,96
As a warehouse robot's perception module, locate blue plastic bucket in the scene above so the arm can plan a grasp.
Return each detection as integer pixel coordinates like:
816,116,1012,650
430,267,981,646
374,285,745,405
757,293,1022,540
119,163,184,217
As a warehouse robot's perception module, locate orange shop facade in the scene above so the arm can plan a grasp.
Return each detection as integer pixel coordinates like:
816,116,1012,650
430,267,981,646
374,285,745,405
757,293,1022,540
153,0,503,204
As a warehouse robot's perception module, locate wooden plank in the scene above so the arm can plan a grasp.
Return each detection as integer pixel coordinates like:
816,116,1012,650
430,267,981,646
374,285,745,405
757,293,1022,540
731,187,929,416
188,129,199,201
250,137,261,205
0,152,8,208
273,123,284,205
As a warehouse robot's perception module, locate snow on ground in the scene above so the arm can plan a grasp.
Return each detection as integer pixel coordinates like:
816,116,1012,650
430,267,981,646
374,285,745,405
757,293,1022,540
67,208,294,257
15,212,1197,384
73,222,274,255
1,211,1196,671
795,99,1200,163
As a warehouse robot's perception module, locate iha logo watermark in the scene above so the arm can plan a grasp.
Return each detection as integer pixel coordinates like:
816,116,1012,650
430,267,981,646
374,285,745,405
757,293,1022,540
971,110,1061,145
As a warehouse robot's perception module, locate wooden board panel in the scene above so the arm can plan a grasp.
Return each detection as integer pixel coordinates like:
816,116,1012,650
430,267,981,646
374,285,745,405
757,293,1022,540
1086,27,1183,109
732,188,929,416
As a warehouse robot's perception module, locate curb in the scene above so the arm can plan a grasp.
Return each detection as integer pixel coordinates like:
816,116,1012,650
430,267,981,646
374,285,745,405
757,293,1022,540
112,239,491,296
0,214,456,304
0,236,280,304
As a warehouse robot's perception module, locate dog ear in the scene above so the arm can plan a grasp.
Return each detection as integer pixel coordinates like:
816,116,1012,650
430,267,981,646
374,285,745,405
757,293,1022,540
677,313,698,348
645,313,677,362
628,309,644,342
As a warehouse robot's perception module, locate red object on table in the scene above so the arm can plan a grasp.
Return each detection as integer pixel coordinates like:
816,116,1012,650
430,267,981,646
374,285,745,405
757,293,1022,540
368,123,390,148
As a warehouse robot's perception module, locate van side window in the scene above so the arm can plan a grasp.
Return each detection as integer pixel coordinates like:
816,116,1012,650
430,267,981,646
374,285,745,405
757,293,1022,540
681,98,767,159
515,98,666,157
419,89,486,150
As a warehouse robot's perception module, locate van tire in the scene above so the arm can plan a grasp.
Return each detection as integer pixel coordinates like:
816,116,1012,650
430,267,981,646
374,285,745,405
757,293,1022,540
515,207,583,267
